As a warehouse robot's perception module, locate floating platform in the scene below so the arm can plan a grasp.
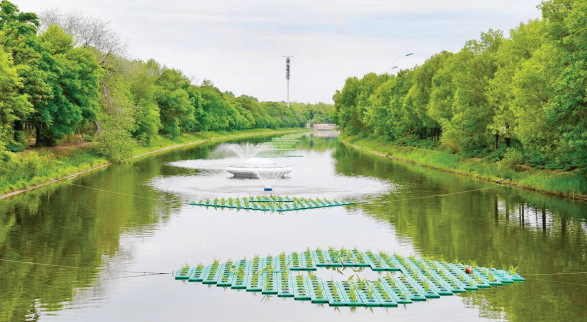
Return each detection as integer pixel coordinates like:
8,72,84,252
189,196,355,212
175,249,524,308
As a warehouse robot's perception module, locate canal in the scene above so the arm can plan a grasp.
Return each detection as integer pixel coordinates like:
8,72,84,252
1,134,586,321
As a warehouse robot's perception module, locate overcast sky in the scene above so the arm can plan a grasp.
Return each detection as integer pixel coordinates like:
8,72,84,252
19,0,543,104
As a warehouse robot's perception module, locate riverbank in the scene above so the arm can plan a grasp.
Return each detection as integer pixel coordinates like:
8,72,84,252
340,134,587,201
0,128,307,200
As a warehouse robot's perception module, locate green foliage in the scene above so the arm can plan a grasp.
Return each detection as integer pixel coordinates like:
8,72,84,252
155,68,195,136
0,42,33,152
333,3,586,171
0,0,324,163
498,148,524,172
94,119,135,163
21,151,42,176
539,0,587,168
341,133,587,195
34,25,102,146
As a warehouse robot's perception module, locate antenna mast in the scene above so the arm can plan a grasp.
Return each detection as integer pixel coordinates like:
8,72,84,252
283,56,293,108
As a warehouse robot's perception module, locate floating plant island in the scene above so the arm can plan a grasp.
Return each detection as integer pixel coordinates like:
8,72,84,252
175,249,524,308
189,196,354,212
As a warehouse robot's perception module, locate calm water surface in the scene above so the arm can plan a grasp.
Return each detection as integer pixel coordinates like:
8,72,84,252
1,135,586,322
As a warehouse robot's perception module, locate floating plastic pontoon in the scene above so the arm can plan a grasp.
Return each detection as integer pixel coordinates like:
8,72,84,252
175,249,524,308
189,196,354,212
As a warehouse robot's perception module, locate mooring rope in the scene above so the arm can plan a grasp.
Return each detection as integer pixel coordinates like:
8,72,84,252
67,183,159,201
0,258,171,276
0,164,161,201
525,277,587,287
393,186,499,201
523,271,587,276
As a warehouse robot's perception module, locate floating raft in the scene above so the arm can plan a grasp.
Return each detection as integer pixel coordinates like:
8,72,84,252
189,196,355,212
175,249,524,308
261,144,296,147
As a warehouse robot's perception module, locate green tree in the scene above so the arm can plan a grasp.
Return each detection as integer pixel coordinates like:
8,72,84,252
539,0,587,168
488,20,543,149
0,43,33,153
407,52,453,141
428,52,456,133
439,29,504,153
128,59,162,143
34,25,102,145
154,68,195,136
0,0,52,148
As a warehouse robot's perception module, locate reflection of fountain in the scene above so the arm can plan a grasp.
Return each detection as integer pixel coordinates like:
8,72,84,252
255,170,288,191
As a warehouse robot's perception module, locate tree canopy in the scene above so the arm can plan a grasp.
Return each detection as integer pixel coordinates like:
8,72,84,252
0,1,333,159
332,0,587,171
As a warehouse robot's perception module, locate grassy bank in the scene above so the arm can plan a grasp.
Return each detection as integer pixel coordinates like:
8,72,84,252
340,133,587,200
0,128,306,198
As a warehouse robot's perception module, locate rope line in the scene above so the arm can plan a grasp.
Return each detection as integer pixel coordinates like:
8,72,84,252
67,183,158,201
527,277,587,287
0,258,171,275
394,186,499,201
523,271,587,276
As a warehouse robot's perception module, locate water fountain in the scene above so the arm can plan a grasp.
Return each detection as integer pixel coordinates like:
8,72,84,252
225,158,291,191
209,143,264,159
209,143,291,190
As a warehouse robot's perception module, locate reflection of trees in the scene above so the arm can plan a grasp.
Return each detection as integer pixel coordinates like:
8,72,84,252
0,141,208,321
335,143,587,321
294,136,338,152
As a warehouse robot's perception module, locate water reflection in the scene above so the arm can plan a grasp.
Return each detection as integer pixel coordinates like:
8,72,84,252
0,136,585,321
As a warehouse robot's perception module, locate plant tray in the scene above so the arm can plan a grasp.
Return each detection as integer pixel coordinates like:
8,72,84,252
190,196,355,213
176,249,524,308
293,275,312,300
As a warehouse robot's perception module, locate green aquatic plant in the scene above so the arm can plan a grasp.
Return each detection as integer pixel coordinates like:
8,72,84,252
291,253,299,267
315,284,324,298
508,266,519,275
376,281,389,300
305,251,313,266
423,281,431,292
348,284,358,302
181,262,190,274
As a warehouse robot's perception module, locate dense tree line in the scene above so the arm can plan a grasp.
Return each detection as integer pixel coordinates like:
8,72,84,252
0,1,332,160
332,0,586,171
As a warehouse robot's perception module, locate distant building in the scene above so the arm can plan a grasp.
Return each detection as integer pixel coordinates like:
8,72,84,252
313,124,336,131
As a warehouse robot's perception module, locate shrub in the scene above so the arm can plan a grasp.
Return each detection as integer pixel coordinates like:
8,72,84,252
498,148,524,172
21,152,43,177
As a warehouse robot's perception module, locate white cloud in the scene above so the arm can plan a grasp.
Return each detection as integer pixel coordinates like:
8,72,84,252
19,0,542,103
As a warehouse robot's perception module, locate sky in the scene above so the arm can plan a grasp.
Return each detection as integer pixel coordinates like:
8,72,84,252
18,0,543,104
